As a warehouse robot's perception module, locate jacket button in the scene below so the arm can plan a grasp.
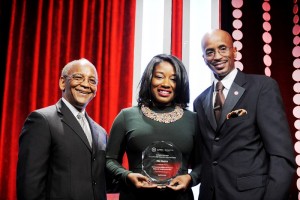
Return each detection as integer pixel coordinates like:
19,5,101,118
212,161,218,166
214,137,220,142
92,157,96,161
92,181,96,185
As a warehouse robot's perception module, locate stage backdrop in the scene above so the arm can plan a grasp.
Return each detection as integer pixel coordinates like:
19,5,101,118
221,0,298,199
0,0,185,199
0,0,299,199
0,0,136,199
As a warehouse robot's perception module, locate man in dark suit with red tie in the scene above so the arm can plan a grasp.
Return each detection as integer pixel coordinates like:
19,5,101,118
193,29,295,200
17,58,107,200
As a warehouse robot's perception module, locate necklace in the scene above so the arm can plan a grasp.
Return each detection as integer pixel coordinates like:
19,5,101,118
141,104,184,123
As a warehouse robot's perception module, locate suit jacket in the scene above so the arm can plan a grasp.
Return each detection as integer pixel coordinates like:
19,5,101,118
17,99,107,200
193,70,295,200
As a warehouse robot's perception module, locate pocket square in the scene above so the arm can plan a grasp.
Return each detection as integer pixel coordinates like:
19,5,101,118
226,109,247,119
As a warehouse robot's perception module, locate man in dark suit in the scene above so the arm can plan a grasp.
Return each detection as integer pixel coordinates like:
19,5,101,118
193,29,295,200
17,58,107,200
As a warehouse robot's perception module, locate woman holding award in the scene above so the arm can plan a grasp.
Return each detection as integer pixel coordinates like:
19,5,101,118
106,54,201,200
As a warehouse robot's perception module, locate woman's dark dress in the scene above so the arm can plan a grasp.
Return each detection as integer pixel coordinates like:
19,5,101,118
106,106,201,200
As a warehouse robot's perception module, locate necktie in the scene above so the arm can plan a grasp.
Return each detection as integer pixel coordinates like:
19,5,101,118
214,81,225,122
77,113,93,147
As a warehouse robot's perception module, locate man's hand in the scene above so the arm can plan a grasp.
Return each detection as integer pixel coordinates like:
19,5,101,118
167,174,192,191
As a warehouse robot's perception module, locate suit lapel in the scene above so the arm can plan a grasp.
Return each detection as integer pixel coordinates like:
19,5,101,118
56,100,92,152
219,82,245,125
218,71,246,129
86,115,98,154
202,84,218,131
86,115,107,153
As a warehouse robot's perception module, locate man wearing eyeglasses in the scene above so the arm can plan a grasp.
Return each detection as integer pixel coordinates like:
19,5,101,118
17,58,107,200
193,29,295,200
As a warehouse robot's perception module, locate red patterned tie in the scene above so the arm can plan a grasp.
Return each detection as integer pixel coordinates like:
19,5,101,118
214,81,225,122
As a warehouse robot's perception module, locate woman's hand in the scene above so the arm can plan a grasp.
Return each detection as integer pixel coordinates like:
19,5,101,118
166,174,192,191
127,173,157,188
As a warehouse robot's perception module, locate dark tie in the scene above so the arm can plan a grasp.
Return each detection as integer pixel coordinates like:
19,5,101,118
214,81,225,122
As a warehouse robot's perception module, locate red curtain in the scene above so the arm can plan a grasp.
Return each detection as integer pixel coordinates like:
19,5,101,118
171,0,183,59
0,0,136,199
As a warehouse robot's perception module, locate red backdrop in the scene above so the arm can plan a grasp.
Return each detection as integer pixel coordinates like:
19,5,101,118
171,0,183,59
0,0,136,199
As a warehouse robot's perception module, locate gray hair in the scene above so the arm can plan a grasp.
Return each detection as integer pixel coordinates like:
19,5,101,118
61,58,96,77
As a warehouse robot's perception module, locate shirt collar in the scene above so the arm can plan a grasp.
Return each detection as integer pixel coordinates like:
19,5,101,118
62,97,86,118
214,68,238,90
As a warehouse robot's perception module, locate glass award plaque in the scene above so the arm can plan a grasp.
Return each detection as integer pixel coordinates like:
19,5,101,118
142,141,182,185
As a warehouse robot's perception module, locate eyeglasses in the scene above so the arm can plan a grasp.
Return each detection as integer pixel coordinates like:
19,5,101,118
64,73,98,86
204,46,233,60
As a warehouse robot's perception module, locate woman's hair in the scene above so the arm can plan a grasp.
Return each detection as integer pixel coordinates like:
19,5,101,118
137,54,190,108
